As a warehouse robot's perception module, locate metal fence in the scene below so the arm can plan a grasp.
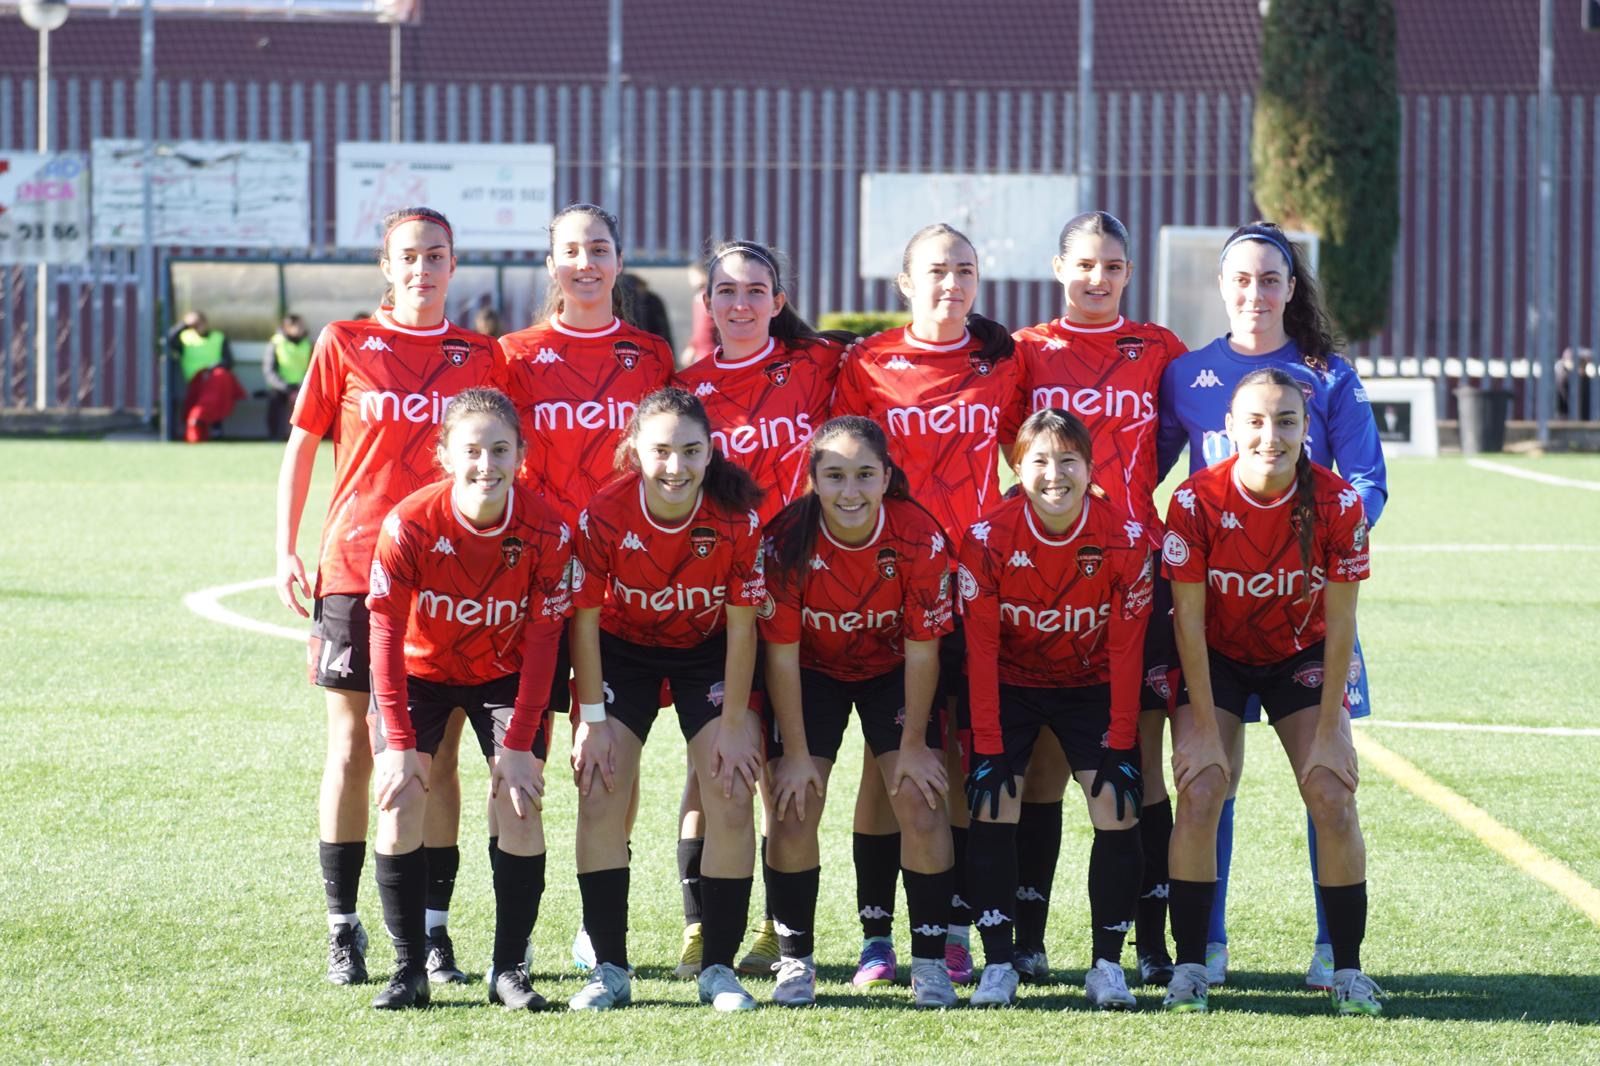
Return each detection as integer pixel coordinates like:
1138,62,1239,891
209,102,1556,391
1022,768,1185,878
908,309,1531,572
2,76,1597,420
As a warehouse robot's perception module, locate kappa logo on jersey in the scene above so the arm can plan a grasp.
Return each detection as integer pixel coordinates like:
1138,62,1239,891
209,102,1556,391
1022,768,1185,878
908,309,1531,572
693,381,716,397
1338,488,1361,515
1076,544,1104,577
748,510,761,534
1042,337,1068,351
956,564,979,602
969,520,992,545
930,531,945,558
763,360,792,387
368,559,391,598
809,554,829,571
1124,519,1145,547
1115,335,1146,361
1162,531,1190,566
968,352,995,376
531,346,563,364
382,512,403,539
440,337,471,366
689,526,717,559
501,536,523,569
1293,661,1326,689
1220,511,1243,530
884,355,915,370
558,522,571,549
612,340,641,371
577,509,589,534
431,536,456,556
359,335,392,352
876,547,898,580
1174,488,1197,514
1007,550,1034,569
620,531,645,551
1190,368,1224,388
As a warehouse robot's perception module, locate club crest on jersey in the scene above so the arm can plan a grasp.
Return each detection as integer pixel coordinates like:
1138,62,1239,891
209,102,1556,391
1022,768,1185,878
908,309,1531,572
440,337,471,366
1144,665,1172,701
757,592,776,620
1115,335,1146,361
501,536,524,569
956,564,980,602
1293,661,1325,689
968,352,995,376
763,360,792,387
612,340,642,371
1352,521,1368,553
876,547,898,580
690,526,718,558
1076,545,1104,578
369,560,391,599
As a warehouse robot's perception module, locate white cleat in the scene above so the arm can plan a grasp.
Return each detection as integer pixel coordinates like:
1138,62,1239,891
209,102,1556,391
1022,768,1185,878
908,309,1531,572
1083,958,1137,1010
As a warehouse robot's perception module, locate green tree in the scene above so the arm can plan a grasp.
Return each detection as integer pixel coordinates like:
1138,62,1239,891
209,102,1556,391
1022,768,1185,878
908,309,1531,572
1253,0,1399,341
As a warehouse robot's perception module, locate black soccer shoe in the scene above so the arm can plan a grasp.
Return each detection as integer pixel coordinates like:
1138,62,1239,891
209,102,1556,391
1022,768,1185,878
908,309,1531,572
425,927,468,985
326,922,369,986
489,965,549,1011
371,966,431,1010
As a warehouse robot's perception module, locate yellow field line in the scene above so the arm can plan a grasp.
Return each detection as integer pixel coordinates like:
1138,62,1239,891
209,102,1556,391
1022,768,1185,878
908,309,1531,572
1354,729,1600,928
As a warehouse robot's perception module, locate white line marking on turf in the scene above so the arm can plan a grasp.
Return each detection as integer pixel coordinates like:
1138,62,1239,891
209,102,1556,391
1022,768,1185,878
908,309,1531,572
1372,543,1600,553
1353,731,1600,928
1467,458,1600,492
183,576,308,642
1359,720,1600,738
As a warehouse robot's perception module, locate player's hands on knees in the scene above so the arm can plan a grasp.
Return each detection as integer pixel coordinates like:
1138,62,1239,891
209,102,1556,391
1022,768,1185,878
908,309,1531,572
1171,723,1230,794
891,742,948,811
276,552,311,617
571,720,616,797
711,709,762,799
964,752,1016,821
376,748,427,811
1091,746,1144,822
1301,725,1359,792
493,748,546,818
769,753,824,823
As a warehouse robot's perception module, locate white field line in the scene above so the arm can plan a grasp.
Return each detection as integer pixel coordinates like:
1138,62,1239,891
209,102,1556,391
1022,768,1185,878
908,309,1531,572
1358,720,1600,738
183,576,308,642
1354,731,1600,928
1372,543,1600,553
1467,458,1600,492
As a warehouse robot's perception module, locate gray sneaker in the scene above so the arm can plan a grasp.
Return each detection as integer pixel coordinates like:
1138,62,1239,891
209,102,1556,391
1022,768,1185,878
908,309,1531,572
1084,958,1137,1010
1331,968,1386,1017
970,963,1019,1007
1305,943,1335,990
698,963,758,1012
1204,941,1229,986
910,957,958,1008
1012,947,1050,984
771,956,816,1007
1162,961,1210,1013
568,961,632,1011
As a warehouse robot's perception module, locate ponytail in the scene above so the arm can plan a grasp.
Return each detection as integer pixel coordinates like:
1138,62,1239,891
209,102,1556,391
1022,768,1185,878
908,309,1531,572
1220,220,1341,371
701,451,765,514
965,312,1016,368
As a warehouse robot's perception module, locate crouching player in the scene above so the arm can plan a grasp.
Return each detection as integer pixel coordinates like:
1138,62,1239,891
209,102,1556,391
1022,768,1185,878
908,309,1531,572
364,388,573,1011
960,409,1153,1009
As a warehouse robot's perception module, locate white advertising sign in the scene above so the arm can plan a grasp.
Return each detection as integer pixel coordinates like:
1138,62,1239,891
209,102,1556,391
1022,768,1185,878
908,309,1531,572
92,139,311,249
0,152,89,265
336,142,556,252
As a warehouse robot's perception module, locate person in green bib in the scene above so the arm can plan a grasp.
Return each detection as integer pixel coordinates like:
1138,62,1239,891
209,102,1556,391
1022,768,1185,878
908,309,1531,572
264,313,312,440
166,310,244,442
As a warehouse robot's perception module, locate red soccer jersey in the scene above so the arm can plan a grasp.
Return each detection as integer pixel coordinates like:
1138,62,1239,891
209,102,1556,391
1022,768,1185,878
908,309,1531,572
1161,455,1371,665
365,480,573,685
499,316,674,527
832,327,1025,541
960,492,1155,754
1010,317,1186,530
759,497,955,680
673,337,843,525
574,474,766,648
291,310,505,597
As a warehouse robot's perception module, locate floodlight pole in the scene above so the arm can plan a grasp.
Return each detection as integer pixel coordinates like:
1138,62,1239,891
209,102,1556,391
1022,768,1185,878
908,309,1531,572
1534,0,1555,445
603,0,623,211
389,20,402,142
32,22,51,409
1076,0,1094,213
139,0,158,426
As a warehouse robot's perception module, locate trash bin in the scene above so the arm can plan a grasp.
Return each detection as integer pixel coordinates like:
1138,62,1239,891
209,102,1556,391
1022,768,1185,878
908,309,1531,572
1454,387,1513,454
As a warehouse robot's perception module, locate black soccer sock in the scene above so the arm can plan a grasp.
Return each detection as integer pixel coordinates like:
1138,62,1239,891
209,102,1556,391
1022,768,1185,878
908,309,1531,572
1319,881,1367,972
374,847,428,971
902,866,954,961
853,831,900,940
491,848,546,972
1168,879,1216,967
576,867,631,969
699,875,754,971
319,840,365,917
758,835,773,922
1136,799,1173,957
423,845,460,919
949,824,974,929
966,820,1019,967
766,865,820,959
487,836,498,873
1089,826,1144,964
1013,801,1063,951
678,836,705,926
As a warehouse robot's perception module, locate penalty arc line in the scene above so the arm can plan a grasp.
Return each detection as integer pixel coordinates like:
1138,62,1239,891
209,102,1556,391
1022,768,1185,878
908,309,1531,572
1353,730,1600,929
1466,458,1600,492
183,576,308,643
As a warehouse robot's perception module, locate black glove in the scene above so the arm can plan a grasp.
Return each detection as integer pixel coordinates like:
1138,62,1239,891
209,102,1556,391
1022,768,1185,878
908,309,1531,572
1090,746,1143,821
964,752,1016,821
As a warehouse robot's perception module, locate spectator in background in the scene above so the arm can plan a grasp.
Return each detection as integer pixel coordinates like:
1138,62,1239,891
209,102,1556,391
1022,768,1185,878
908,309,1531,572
680,262,716,369
473,306,503,339
1556,347,1595,421
618,272,675,352
264,313,312,441
166,310,244,443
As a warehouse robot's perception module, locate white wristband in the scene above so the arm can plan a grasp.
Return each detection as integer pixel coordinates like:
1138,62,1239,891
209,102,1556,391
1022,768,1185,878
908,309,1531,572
579,702,607,724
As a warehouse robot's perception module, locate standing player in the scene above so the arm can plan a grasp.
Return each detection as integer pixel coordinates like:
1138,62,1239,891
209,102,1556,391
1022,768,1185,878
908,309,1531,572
1159,368,1380,1016
274,207,503,987
1006,211,1187,985
759,416,958,1008
363,388,572,1010
671,239,847,978
832,222,1024,987
566,388,768,1013
960,409,1153,1009
1157,222,1387,990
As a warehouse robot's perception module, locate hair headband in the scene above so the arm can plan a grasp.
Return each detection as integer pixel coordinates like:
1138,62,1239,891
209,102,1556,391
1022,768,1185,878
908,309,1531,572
1218,231,1294,276
384,212,453,249
711,243,780,285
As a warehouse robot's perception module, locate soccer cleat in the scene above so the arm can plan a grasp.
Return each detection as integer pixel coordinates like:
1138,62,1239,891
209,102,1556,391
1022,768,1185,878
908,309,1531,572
425,927,468,985
326,921,369,986
1084,958,1138,1011
488,965,548,1011
910,957,959,1009
371,966,430,1010
1138,952,1175,987
944,939,975,985
674,922,705,980
1305,943,1335,991
699,963,758,1012
851,939,898,988
568,961,633,1011
970,963,1020,1008
1012,947,1050,984
771,956,817,1007
572,923,596,971
1204,941,1230,986
736,918,781,976
1330,969,1386,1017
1162,962,1210,1013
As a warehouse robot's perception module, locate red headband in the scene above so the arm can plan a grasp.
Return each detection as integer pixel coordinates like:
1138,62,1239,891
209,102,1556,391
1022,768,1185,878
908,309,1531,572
383,213,453,249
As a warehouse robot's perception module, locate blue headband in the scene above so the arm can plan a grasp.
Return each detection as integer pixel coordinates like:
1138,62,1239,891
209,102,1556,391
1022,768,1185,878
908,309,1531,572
1219,232,1295,276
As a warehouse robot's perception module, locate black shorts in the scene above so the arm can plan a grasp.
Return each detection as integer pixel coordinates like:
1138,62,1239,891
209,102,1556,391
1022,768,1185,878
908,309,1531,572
369,674,549,760
1176,641,1331,726
998,682,1113,774
548,623,573,715
308,594,371,692
1140,577,1179,713
600,629,729,745
770,665,943,763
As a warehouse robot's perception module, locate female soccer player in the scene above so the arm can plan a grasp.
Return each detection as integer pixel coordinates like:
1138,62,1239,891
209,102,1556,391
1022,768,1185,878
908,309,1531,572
671,240,847,978
1159,367,1380,1016
832,222,1024,987
274,206,503,987
566,387,768,1013
759,416,957,1008
363,388,572,1010
1156,222,1387,990
1007,211,1188,985
960,409,1153,1009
